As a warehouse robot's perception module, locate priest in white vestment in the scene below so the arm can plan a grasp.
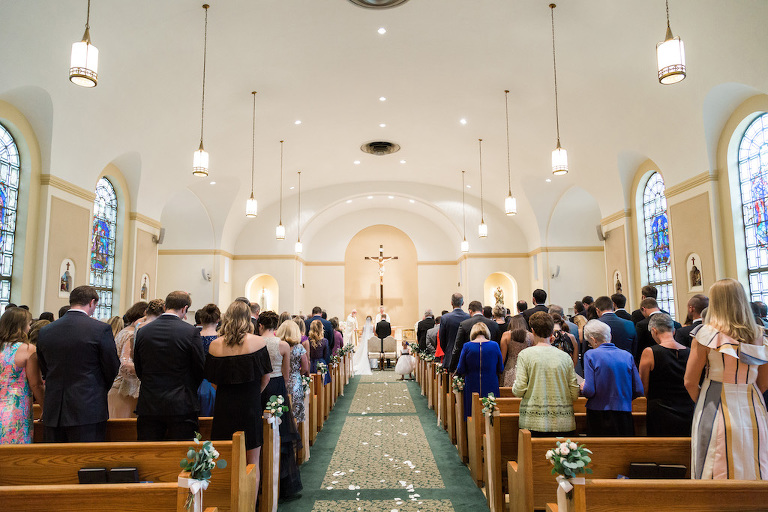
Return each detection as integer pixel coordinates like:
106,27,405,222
344,309,359,346
374,306,390,325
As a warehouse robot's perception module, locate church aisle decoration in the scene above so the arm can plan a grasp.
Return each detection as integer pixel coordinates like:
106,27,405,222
546,439,592,512
421,353,434,362
179,432,227,512
452,375,465,393
301,375,312,394
316,362,328,376
481,393,497,424
265,395,288,418
434,362,447,376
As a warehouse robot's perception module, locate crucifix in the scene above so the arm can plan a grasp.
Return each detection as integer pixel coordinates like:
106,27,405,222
364,244,398,306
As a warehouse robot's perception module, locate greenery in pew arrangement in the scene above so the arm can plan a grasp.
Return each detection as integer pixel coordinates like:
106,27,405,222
546,439,593,479
422,353,435,362
339,344,355,355
452,375,465,393
408,341,420,355
481,393,497,424
434,362,447,375
329,354,341,365
179,432,227,509
265,395,289,418
316,362,328,375
301,375,312,394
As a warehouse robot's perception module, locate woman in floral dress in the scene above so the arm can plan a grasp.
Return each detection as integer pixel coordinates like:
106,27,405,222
277,320,309,422
0,307,44,444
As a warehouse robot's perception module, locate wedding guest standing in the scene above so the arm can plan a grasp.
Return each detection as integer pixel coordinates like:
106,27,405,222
309,320,330,384
638,313,694,436
513,312,579,436
329,317,344,355
108,301,147,419
277,319,308,423
580,320,643,436
134,291,204,441
685,279,768,479
500,315,532,387
0,308,44,443
455,323,503,418
37,286,119,442
197,303,220,417
205,300,271,492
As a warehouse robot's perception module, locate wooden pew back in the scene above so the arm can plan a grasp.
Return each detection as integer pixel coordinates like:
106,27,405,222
33,417,214,443
0,482,181,512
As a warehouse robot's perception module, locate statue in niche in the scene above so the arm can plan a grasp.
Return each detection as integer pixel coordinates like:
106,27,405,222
615,272,622,294
494,286,504,307
140,276,148,300
60,263,72,293
259,287,268,312
690,256,702,288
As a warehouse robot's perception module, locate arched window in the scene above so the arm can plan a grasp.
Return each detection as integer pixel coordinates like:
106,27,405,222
642,172,675,317
0,124,20,306
737,112,768,302
90,177,117,319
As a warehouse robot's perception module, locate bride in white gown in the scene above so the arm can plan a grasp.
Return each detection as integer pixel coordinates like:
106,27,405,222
353,316,375,375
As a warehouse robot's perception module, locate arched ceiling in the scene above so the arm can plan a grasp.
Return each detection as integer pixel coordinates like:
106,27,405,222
2,0,767,251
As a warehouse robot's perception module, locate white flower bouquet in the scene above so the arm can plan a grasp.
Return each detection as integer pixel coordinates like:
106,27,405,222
179,432,227,509
316,362,328,375
301,375,311,394
481,393,497,416
265,394,289,418
546,439,592,478
452,375,465,393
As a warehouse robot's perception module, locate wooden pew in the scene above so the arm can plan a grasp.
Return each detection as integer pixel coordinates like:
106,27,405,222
426,362,434,409
0,482,182,511
509,429,689,512
33,417,214,443
547,479,768,512
454,389,468,462
314,373,325,432
446,381,456,444
0,431,257,512
309,374,319,444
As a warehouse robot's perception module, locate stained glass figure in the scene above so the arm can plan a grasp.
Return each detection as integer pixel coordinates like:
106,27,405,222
642,172,675,318
738,113,768,303
0,123,20,306
89,178,117,319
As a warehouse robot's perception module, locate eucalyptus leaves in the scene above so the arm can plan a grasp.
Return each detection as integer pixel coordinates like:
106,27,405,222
452,375,465,392
546,439,593,479
316,362,328,375
265,394,289,418
301,375,312,394
179,432,227,509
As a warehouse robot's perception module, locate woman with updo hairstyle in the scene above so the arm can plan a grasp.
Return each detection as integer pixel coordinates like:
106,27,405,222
197,303,220,416
257,310,303,498
309,319,330,384
0,307,43,443
500,314,532,387
107,301,147,418
205,300,271,492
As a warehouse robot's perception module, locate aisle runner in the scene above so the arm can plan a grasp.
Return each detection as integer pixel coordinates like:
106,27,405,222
281,371,486,512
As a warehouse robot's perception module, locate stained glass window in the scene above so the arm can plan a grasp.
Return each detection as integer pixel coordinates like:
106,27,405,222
90,178,117,319
738,113,768,303
0,124,20,306
642,172,675,318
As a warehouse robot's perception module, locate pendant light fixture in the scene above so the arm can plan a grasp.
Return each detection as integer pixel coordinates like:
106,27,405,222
276,140,286,239
193,4,211,177
656,0,686,85
549,4,568,176
69,0,99,87
503,90,517,215
477,139,488,238
461,171,469,253
245,91,258,217
295,171,303,254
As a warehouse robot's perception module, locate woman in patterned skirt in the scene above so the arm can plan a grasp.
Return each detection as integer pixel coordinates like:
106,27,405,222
685,278,768,479
276,319,309,422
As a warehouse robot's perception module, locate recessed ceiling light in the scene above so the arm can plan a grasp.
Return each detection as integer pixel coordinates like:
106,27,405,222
353,160,361,165
546,178,552,183
367,195,373,199
399,160,406,164
379,123,386,128
466,185,471,188
378,27,387,35
409,199,415,204
209,181,216,185
346,199,352,204
294,120,302,125
379,96,386,102
460,118,467,125
388,195,394,199
290,186,294,190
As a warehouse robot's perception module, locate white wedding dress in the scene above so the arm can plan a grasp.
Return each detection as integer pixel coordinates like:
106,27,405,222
353,319,375,375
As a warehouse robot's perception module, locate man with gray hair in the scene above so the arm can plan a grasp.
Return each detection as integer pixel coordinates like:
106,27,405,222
417,308,435,352
549,304,579,347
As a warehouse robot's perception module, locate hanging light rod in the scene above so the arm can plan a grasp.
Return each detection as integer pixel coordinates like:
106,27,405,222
193,4,211,177
245,91,258,217
656,0,686,84
461,170,469,253
69,0,99,87
276,140,286,239
295,171,303,254
478,139,488,238
549,3,568,176
503,90,517,215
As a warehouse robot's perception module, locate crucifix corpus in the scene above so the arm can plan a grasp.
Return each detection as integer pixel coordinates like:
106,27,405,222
364,244,398,306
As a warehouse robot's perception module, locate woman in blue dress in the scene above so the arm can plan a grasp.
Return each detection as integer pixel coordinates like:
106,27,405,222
197,303,219,417
308,319,331,385
455,322,504,418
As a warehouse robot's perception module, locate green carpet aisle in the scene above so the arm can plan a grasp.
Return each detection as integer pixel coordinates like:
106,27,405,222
280,371,488,511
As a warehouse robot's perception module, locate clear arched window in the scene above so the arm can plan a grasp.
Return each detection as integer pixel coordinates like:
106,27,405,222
642,172,675,317
738,113,768,302
90,177,117,319
0,124,20,306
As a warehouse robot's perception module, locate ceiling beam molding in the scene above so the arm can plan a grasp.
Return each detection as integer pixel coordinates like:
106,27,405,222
601,209,631,227
129,212,161,230
665,170,717,198
40,174,96,203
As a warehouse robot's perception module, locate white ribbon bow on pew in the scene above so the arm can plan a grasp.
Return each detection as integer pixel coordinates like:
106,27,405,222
264,413,281,512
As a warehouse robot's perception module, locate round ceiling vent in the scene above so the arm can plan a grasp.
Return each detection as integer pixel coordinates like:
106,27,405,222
348,0,410,9
361,140,401,156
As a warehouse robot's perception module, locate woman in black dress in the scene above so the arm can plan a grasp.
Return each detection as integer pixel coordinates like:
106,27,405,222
638,313,695,436
205,301,272,484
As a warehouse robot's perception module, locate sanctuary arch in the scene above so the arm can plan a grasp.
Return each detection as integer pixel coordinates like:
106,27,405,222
483,272,518,312
245,273,279,312
344,225,418,329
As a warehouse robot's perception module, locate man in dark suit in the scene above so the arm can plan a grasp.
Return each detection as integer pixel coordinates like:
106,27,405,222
611,293,632,321
674,294,708,347
631,285,658,324
595,295,638,357
305,306,334,348
416,309,435,351
448,301,500,373
37,285,119,442
134,291,205,441
516,300,528,315
375,316,392,368
635,297,682,364
522,289,549,328
439,293,470,369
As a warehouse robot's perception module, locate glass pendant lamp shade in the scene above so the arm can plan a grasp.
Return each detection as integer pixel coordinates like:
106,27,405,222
505,194,517,215
193,142,209,176
552,144,568,175
657,29,686,84
478,220,488,238
245,195,257,217
295,241,303,254
461,239,469,253
275,223,286,240
69,30,98,87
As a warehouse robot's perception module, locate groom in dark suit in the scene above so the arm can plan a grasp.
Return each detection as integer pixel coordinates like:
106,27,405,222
37,285,120,442
134,290,205,441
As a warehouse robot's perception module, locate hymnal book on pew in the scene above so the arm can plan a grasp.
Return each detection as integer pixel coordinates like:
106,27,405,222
78,468,107,484
107,467,140,483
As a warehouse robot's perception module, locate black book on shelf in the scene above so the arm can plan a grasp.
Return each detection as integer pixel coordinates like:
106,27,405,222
78,467,108,484
107,467,140,483
628,462,659,479
658,464,687,479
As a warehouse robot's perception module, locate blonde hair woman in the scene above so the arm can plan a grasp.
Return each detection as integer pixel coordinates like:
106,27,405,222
276,320,309,423
205,301,271,490
455,322,503,419
685,278,768,480
308,319,330,384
